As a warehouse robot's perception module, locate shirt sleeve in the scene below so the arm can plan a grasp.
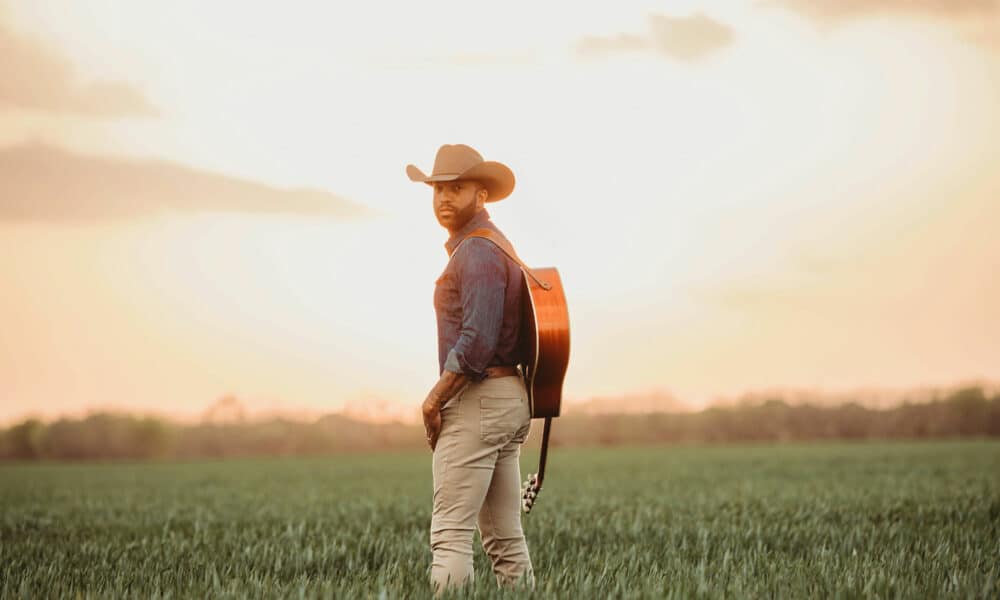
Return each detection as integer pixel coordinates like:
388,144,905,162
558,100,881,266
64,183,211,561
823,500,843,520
444,238,507,378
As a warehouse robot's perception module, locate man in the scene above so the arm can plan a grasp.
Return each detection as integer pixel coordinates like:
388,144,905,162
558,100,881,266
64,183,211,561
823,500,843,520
406,144,534,592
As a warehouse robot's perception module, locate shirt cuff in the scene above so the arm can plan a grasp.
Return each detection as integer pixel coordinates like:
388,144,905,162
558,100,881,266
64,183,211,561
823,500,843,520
443,349,463,374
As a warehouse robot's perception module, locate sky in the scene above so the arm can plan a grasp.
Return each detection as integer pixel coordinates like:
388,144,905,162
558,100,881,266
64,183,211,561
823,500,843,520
1,0,999,424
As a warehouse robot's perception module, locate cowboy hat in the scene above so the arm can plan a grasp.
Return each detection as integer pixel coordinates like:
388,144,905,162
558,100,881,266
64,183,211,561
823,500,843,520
406,144,515,202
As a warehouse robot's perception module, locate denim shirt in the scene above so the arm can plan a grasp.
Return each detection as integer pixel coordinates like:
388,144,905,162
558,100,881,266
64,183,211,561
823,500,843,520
435,209,524,379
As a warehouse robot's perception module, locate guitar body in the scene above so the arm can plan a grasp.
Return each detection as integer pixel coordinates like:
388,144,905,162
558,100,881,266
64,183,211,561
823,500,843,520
519,267,570,418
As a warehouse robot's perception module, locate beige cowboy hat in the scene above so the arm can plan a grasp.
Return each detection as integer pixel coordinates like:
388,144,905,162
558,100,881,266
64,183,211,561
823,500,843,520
406,144,515,202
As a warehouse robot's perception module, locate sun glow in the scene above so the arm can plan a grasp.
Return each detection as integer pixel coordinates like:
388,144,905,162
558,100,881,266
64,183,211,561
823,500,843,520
2,1,999,423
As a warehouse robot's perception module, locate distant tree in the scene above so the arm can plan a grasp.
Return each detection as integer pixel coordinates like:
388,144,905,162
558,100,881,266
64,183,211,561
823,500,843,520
202,395,247,424
2,385,998,461
1,418,45,459
133,417,174,458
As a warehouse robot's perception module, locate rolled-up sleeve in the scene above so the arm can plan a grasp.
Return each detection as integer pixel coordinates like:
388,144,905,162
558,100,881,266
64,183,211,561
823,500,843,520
444,239,507,378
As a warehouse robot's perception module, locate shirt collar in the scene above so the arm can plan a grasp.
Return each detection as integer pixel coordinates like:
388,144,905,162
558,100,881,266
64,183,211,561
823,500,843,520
444,209,493,256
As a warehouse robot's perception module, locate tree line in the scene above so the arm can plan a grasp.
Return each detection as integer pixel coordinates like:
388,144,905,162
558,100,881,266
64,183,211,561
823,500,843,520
2,386,998,461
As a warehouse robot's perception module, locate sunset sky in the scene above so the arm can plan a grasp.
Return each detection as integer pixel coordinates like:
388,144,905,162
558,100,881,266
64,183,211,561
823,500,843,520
2,0,999,424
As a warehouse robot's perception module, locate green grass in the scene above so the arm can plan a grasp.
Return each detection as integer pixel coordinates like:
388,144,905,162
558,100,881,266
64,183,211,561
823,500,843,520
2,441,999,598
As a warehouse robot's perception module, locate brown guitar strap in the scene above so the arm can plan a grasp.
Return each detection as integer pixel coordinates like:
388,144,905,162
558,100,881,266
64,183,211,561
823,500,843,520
458,228,552,291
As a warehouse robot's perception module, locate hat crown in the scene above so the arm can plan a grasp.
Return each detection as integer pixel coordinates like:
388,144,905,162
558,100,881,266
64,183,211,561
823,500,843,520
432,144,484,177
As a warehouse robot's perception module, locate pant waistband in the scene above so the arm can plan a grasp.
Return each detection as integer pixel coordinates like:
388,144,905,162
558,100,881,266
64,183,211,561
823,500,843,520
484,365,520,379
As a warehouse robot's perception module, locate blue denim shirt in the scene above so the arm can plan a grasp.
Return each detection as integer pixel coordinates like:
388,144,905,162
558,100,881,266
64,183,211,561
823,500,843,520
435,209,524,379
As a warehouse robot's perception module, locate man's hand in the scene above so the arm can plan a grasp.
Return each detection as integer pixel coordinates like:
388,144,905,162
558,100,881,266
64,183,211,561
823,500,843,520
422,370,469,451
422,397,442,451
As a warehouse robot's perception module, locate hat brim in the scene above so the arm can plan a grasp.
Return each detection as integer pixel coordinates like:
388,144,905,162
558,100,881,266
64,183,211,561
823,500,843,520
406,161,515,202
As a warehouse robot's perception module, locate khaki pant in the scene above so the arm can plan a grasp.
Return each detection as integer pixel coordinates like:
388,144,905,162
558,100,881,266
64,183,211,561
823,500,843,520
430,375,534,592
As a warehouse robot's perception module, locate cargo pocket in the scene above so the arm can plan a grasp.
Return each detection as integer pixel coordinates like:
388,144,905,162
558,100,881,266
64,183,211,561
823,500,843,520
480,396,523,445
432,455,452,513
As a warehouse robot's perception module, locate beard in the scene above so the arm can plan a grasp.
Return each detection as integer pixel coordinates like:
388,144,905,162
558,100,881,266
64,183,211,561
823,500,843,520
436,198,479,232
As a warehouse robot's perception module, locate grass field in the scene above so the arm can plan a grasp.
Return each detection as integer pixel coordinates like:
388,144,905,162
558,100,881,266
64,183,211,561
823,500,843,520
2,441,998,598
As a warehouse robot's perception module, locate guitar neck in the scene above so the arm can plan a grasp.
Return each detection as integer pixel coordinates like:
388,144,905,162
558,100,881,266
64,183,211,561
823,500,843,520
536,416,553,486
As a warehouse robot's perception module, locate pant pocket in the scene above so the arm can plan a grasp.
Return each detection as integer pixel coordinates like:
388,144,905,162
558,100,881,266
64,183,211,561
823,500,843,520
512,415,531,444
432,454,452,512
479,396,524,445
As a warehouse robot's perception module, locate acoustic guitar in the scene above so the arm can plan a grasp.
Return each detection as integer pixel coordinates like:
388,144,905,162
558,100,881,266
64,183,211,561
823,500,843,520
463,229,570,514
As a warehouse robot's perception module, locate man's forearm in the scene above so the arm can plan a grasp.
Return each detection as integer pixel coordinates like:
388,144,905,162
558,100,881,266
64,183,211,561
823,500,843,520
425,369,469,411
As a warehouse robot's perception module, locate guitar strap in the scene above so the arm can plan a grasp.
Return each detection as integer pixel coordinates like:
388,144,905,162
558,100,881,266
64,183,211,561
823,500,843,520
457,228,552,291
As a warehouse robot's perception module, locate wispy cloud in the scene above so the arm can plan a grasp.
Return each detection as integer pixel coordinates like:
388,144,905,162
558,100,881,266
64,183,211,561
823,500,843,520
576,13,735,62
0,18,156,116
576,33,649,56
0,143,370,221
768,0,997,22
768,0,1000,51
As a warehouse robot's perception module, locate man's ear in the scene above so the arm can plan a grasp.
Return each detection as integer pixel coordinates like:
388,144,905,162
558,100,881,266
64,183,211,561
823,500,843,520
476,185,489,207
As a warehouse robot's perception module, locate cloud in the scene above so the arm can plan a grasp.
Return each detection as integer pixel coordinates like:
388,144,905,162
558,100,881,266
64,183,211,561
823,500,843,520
576,33,649,56
0,143,370,221
646,13,736,61
768,0,1000,51
0,18,156,116
768,0,997,22
576,13,735,62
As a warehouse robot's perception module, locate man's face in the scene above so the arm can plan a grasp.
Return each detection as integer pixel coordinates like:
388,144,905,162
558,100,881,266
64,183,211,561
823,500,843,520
433,179,486,232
